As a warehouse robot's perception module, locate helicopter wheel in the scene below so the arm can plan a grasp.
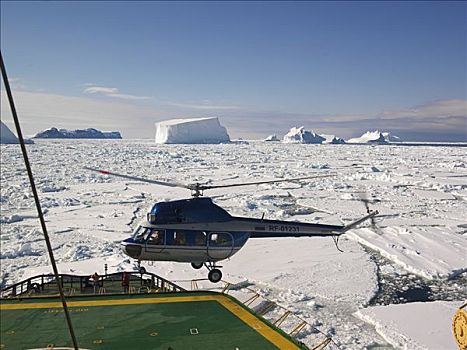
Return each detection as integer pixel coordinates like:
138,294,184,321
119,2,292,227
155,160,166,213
139,266,146,274
191,262,203,270
208,269,222,283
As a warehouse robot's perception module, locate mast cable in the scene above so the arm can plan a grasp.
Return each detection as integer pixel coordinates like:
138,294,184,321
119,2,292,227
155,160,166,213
0,51,79,350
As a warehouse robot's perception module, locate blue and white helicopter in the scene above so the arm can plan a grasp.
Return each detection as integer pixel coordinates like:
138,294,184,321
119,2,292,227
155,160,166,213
86,167,379,283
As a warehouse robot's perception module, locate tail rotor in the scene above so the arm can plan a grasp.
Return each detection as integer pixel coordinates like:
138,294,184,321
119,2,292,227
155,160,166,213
357,192,384,235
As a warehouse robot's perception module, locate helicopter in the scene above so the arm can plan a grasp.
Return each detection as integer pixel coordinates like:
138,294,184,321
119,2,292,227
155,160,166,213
85,167,379,283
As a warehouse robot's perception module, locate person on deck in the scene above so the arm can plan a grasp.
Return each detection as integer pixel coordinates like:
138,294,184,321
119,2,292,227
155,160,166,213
121,272,130,293
91,272,100,294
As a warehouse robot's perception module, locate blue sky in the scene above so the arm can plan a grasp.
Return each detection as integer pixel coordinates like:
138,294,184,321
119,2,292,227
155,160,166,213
1,1,466,140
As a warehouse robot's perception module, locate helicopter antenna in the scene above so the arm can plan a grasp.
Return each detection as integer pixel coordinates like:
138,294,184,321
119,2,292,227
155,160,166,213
332,235,344,253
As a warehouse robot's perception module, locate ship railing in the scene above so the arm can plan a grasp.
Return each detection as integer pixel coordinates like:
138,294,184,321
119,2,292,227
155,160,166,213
0,271,185,298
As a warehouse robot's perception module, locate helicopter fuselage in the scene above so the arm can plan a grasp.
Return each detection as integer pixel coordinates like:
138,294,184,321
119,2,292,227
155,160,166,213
121,197,347,264
83,167,378,282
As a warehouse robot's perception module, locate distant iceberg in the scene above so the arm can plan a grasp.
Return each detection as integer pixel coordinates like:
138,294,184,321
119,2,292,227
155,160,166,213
321,134,346,144
264,134,280,142
347,130,390,144
34,127,122,139
155,117,230,144
283,127,325,144
382,132,402,143
1,121,33,144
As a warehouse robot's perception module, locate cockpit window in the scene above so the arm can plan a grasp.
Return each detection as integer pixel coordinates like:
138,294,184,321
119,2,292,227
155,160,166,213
132,226,152,241
147,230,165,245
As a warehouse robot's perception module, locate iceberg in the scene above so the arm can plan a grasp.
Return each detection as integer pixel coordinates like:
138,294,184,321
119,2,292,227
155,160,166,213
155,117,230,144
321,134,346,144
282,126,325,144
34,127,122,139
1,121,19,144
264,134,280,142
1,121,33,144
382,132,402,143
347,130,389,144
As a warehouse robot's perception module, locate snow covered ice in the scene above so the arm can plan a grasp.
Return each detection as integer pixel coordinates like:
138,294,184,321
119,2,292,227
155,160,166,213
1,139,466,349
155,117,230,144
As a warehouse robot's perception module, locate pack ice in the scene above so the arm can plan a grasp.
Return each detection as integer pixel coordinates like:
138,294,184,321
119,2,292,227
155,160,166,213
155,117,230,144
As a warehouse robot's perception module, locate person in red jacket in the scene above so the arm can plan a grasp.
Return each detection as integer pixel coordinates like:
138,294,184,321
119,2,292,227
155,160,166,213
121,272,130,293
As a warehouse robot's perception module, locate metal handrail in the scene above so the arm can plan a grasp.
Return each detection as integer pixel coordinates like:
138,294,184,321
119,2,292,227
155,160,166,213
1,271,185,298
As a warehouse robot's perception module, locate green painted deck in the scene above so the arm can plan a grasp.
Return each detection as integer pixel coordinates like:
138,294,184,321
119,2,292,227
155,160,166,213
1,292,306,350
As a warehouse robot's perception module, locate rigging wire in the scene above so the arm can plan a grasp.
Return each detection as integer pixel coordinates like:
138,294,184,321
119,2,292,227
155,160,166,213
0,51,79,350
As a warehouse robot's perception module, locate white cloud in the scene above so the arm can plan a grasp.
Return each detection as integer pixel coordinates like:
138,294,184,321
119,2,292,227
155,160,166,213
1,89,165,138
379,99,467,120
106,93,153,101
2,87,465,141
4,77,27,91
164,100,240,110
84,86,119,94
83,85,152,100
219,99,467,140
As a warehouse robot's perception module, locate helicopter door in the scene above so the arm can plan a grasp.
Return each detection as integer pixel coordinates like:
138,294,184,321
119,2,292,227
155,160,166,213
207,232,234,260
145,229,165,253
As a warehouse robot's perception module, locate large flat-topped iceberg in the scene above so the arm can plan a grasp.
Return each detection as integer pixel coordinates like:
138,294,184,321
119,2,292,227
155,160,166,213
1,121,19,144
282,126,325,144
1,121,33,144
155,117,230,144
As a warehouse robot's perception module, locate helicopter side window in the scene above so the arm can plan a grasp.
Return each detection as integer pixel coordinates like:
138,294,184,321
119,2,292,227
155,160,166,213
209,232,231,247
174,231,187,245
194,231,207,246
165,231,187,246
147,230,165,245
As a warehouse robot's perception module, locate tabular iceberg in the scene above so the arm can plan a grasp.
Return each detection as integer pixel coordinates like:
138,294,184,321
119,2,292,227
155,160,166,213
34,127,122,139
155,117,230,144
1,121,18,144
282,127,325,144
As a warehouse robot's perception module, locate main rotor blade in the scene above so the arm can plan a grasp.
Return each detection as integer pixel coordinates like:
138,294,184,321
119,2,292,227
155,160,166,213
196,174,336,191
84,167,190,189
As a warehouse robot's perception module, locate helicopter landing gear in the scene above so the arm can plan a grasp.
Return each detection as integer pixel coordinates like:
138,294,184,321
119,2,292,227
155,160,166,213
205,262,222,283
137,260,146,274
191,262,203,270
208,269,222,283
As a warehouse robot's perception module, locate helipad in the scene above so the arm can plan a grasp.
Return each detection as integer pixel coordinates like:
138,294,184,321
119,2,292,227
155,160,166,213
0,292,306,350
